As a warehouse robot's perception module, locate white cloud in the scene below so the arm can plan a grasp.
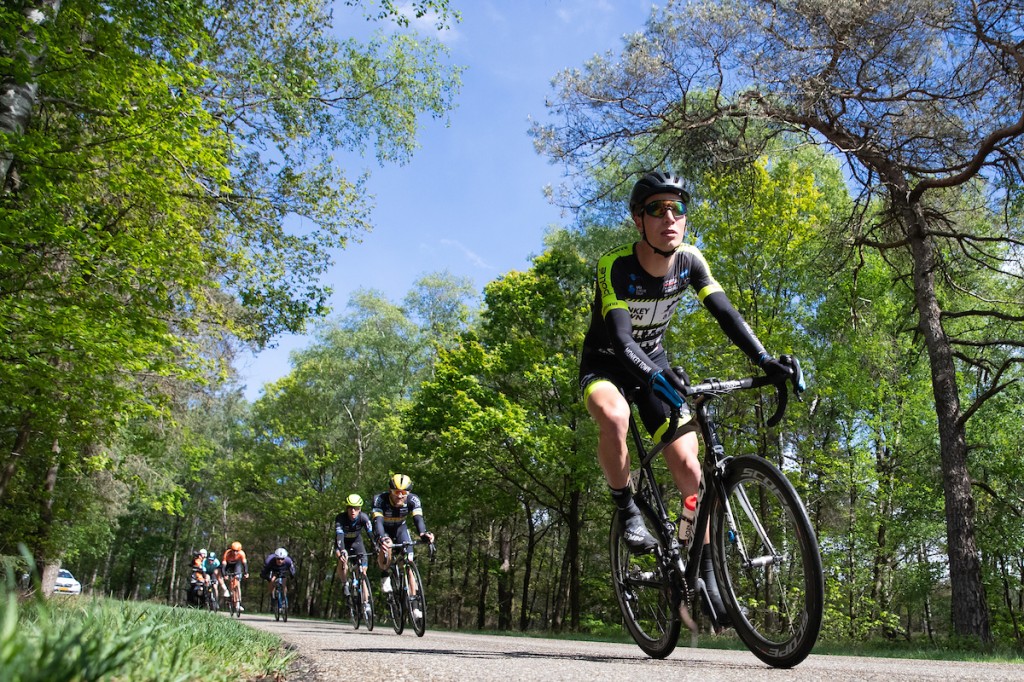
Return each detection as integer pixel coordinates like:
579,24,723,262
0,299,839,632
398,3,463,44
440,239,491,269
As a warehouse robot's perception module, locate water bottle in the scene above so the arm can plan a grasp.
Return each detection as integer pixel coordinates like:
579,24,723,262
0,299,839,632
678,494,697,546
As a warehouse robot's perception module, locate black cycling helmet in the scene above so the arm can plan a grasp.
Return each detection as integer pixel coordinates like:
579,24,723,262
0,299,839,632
628,171,690,214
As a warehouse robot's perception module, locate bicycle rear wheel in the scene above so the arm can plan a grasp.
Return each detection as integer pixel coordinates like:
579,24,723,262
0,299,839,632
406,562,427,637
711,455,823,668
609,510,680,659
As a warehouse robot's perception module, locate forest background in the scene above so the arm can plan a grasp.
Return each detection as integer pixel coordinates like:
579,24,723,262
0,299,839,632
2,0,1023,651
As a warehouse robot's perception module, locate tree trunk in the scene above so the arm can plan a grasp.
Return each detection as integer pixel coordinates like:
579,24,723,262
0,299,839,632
497,521,513,630
519,499,536,631
167,514,182,605
31,438,61,597
476,542,490,630
905,205,991,641
457,526,474,629
1,1,62,188
567,490,581,630
0,414,32,501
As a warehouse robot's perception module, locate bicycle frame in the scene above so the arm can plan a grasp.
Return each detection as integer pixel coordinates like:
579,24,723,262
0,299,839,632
629,370,798,623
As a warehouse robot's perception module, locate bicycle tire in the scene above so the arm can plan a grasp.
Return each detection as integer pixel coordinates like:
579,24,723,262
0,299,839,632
406,562,427,637
274,590,280,621
347,580,361,629
710,455,823,668
362,573,375,631
609,509,680,658
387,566,404,634
281,590,288,622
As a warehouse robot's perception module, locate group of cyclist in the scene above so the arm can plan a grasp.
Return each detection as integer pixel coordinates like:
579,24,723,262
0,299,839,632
185,471,432,619
188,541,294,611
334,472,434,620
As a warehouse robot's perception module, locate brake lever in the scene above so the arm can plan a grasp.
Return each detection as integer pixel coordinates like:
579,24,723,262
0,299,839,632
780,354,806,399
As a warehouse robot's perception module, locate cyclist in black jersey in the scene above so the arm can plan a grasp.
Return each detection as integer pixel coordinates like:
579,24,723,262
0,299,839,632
372,473,434,595
579,171,793,626
334,493,374,597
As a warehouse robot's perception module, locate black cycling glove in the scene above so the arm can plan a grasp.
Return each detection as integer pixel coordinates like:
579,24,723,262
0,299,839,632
759,355,792,382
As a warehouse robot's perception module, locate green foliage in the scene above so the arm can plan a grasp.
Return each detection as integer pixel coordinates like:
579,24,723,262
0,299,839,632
0,594,292,682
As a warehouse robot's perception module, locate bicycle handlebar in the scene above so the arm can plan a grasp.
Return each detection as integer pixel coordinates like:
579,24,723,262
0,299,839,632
379,538,435,553
678,355,804,428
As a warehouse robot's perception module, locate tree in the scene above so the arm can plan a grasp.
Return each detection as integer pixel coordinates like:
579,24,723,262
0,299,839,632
0,0,461,586
533,0,1024,641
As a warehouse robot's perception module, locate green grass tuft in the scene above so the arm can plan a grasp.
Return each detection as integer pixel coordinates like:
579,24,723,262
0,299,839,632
0,591,294,682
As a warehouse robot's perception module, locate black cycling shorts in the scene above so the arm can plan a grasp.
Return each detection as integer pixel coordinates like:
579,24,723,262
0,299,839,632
579,347,696,443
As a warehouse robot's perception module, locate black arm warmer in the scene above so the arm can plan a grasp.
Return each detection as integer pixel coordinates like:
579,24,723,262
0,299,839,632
703,291,767,363
606,307,660,384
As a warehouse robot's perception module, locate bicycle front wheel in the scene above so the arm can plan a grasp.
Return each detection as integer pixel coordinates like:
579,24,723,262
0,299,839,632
406,562,427,637
609,511,680,659
347,582,361,629
711,455,823,668
387,567,405,635
360,573,375,632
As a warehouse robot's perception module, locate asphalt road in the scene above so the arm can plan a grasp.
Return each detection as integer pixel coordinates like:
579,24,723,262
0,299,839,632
244,614,1024,682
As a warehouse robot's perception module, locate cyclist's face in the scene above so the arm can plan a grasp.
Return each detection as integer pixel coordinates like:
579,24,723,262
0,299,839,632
389,489,409,505
346,506,360,518
634,192,687,249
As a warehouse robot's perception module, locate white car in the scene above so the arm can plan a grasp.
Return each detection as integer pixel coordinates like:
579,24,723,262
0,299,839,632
54,568,82,595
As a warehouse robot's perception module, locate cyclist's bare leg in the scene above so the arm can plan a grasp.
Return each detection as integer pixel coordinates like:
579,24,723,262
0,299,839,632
664,433,700,501
407,560,419,597
377,541,392,572
585,382,632,488
337,550,350,586
665,432,729,624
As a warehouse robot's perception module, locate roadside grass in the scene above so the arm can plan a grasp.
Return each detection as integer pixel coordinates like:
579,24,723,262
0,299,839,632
0,590,294,682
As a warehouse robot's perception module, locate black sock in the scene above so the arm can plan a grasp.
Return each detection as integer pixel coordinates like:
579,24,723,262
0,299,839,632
701,548,715,577
609,485,634,512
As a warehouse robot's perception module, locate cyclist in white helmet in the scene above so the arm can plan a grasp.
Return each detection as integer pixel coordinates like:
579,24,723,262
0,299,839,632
260,547,295,600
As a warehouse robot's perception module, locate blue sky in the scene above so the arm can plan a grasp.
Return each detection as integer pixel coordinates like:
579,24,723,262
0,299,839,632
236,1,654,400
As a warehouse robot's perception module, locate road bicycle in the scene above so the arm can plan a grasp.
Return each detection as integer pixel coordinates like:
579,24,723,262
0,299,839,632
205,576,220,612
226,573,245,618
345,552,374,631
381,539,435,637
610,356,823,668
271,573,289,622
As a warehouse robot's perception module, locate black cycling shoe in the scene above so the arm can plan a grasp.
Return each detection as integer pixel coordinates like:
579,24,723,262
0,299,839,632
619,504,658,554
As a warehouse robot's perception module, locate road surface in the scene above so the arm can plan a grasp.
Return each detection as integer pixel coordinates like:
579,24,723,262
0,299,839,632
244,614,1024,681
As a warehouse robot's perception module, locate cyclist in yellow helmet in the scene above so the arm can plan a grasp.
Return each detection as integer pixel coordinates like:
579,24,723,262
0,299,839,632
372,473,434,594
334,493,374,599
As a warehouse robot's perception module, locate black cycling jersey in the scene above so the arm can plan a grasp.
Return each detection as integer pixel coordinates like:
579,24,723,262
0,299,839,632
581,241,768,389
334,510,373,554
371,491,427,542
